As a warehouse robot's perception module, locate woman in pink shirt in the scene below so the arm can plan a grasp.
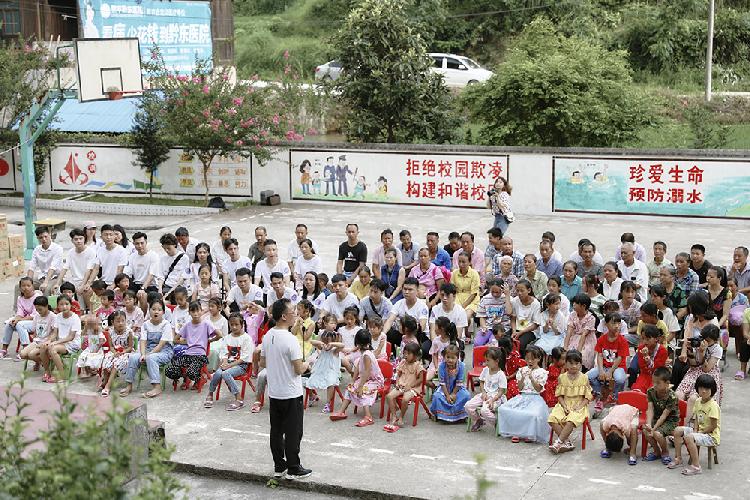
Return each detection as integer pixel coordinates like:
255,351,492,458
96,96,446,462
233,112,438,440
409,248,445,308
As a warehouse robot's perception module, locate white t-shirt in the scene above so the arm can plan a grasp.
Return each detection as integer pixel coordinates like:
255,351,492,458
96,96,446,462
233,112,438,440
266,287,300,309
255,259,292,292
371,245,403,268
127,251,159,285
338,325,362,350
294,255,323,279
617,260,650,302
390,298,430,335
659,307,680,333
96,245,128,284
32,311,57,342
220,332,254,363
429,302,468,329
29,242,64,277
510,297,541,330
56,313,81,347
223,256,253,287
227,285,264,308
159,253,190,289
479,366,507,397
63,247,96,287
569,250,605,266
209,314,229,338
171,306,190,334
262,327,303,399
287,238,320,264
320,292,360,319
139,319,174,344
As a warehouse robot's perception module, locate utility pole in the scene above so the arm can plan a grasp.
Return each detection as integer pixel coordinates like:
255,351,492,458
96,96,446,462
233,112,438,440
705,0,715,102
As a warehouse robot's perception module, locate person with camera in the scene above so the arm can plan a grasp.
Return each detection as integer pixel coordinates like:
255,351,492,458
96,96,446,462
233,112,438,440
487,176,513,236
671,291,717,388
676,322,724,424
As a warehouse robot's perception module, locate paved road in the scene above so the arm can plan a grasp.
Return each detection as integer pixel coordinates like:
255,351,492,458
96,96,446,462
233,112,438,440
172,472,339,499
1,201,747,499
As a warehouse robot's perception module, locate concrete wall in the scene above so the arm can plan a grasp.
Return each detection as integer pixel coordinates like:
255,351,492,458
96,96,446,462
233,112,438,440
32,142,750,218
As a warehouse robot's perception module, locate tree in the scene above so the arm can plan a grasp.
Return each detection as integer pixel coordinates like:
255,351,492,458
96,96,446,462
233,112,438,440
131,93,171,200
146,49,307,204
331,0,458,143
464,18,653,148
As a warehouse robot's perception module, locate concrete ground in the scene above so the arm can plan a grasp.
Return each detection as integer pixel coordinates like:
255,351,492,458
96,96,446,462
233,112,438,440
0,201,748,499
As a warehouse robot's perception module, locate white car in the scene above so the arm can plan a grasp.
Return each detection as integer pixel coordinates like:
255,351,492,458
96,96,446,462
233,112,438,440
314,60,343,81
428,53,494,88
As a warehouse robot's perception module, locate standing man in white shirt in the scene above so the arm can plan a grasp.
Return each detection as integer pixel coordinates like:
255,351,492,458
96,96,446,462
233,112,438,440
158,233,190,300
128,232,160,306
617,242,649,302
27,226,63,295
175,227,200,263
54,228,95,297
260,298,312,480
286,224,318,271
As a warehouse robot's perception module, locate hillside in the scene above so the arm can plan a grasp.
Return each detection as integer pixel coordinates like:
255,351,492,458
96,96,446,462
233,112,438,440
233,0,750,148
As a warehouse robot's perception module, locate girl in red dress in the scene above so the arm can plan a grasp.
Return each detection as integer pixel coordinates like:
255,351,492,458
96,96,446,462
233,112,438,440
498,336,526,399
543,347,566,407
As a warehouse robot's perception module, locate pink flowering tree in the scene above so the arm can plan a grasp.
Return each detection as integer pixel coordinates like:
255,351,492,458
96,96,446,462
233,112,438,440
145,49,309,204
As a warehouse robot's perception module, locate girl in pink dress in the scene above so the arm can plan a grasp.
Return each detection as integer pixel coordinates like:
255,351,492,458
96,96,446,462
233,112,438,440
330,330,385,427
426,317,455,388
564,294,597,369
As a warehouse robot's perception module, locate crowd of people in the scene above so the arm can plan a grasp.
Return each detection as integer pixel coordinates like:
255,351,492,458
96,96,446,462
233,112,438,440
4,205,741,477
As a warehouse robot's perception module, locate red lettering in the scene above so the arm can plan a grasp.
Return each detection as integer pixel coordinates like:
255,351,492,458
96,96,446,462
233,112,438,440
455,182,469,200
687,189,703,204
421,159,436,177
687,166,704,185
470,184,486,201
406,180,420,197
438,160,452,177
470,161,486,179
488,161,503,179
669,165,683,184
648,164,664,184
406,159,420,176
668,188,684,203
629,164,645,183
628,187,646,202
437,182,453,199
647,188,665,203
422,181,436,199
455,161,469,178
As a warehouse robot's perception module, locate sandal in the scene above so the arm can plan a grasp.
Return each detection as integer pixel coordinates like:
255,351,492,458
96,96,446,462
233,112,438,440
204,398,214,408
661,455,673,465
355,417,374,427
511,436,521,443
46,375,57,384
142,390,161,399
41,373,49,383
101,389,110,398
666,459,682,469
600,450,612,459
644,452,660,462
735,371,745,380
227,400,245,411
329,412,348,421
681,465,702,476
628,457,638,466
383,424,400,433
250,401,262,413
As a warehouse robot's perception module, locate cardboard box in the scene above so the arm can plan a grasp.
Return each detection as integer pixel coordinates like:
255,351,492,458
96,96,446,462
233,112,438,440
8,234,23,258
0,238,8,255
1,258,12,278
0,215,7,239
12,258,25,277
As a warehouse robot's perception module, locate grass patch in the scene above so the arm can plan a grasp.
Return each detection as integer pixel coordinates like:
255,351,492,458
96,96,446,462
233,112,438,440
1,192,71,200
633,121,750,150
82,195,209,207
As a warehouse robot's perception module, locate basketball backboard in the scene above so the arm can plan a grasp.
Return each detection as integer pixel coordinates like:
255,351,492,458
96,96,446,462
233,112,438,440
75,38,144,102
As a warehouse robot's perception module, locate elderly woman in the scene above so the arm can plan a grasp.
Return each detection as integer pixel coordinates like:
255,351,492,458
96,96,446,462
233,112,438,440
451,252,481,324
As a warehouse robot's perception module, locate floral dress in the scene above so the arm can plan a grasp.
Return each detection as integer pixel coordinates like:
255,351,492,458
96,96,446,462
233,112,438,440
102,327,133,375
345,350,384,407
566,312,596,369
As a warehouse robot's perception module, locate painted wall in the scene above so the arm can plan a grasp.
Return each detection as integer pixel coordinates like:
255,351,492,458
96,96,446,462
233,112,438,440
35,142,750,219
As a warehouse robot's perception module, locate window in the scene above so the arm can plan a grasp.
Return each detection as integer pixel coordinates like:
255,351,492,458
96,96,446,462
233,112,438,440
0,1,20,36
431,56,443,69
446,58,464,70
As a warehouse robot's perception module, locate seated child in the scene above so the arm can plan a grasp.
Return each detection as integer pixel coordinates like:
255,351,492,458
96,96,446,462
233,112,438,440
676,324,723,419
498,336,525,399
58,282,82,316
564,294,596,370
627,302,670,381
1,277,41,360
466,347,507,432
94,290,116,329
498,345,550,443
631,325,668,393
542,347,565,407
330,330,385,427
165,301,219,390
368,317,388,360
548,350,593,454
41,295,81,383
599,403,640,465
101,310,134,397
535,293,567,356
304,314,343,414
122,290,144,335
113,273,130,309
667,374,721,476
429,344,471,422
426,317,455,389
384,342,424,432
475,280,510,347
76,312,107,377
338,306,363,374
588,312,630,414
204,312,255,411
595,300,627,338
643,367,680,464
19,296,57,369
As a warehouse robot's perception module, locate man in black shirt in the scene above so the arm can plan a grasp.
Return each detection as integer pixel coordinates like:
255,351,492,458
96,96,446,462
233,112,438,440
689,243,712,287
336,223,367,285
443,231,461,257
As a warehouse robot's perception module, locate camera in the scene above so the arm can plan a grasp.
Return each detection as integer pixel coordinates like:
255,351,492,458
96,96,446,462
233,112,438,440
487,189,496,196
689,337,703,349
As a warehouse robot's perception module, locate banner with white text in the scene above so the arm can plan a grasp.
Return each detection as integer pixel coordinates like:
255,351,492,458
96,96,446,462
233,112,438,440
289,149,509,208
553,156,750,218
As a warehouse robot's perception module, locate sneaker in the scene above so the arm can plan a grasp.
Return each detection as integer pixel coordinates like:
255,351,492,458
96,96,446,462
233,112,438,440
14,353,22,362
549,439,562,454
593,398,605,414
0,349,7,359
273,468,287,479
285,466,312,480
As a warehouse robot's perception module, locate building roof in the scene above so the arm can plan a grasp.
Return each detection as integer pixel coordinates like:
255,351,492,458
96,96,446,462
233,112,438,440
49,97,140,134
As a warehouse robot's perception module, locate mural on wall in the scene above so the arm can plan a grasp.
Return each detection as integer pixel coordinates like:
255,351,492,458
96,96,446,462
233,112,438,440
289,149,509,208
0,150,16,190
553,156,750,218
50,145,252,196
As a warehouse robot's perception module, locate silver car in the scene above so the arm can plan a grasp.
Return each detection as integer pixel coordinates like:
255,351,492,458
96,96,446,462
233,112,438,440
314,60,343,81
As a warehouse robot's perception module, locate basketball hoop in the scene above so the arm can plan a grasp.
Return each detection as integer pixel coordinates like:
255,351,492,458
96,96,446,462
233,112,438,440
108,91,123,100
75,38,144,102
